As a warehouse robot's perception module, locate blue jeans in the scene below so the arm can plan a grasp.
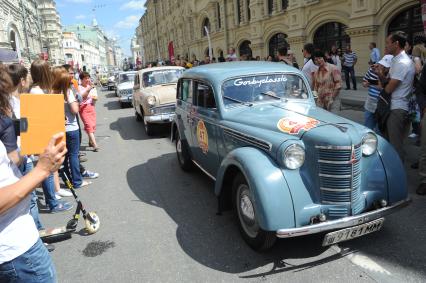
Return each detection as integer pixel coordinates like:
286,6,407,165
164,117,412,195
0,238,56,283
64,130,82,187
41,174,57,210
343,66,357,89
19,158,43,230
364,110,380,134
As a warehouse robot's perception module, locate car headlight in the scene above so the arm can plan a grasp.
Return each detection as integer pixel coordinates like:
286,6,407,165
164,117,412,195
146,96,156,107
362,132,377,156
283,144,305,169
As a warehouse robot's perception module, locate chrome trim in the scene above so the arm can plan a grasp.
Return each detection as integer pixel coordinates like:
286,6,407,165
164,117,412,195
318,159,352,164
192,160,216,181
319,173,352,178
276,198,411,238
320,187,352,192
221,126,272,152
144,113,175,124
315,145,352,150
322,201,351,205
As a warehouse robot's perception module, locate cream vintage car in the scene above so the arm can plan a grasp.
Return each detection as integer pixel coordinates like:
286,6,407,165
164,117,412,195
133,66,185,135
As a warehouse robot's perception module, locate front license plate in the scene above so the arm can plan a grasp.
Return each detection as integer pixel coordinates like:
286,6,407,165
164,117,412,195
322,218,384,246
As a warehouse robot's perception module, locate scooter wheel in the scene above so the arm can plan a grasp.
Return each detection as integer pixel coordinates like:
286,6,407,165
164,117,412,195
85,212,100,234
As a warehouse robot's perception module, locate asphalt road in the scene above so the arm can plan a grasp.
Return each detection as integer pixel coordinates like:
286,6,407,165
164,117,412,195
41,88,426,283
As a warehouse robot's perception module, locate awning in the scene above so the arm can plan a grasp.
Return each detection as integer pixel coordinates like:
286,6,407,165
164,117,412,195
0,48,19,63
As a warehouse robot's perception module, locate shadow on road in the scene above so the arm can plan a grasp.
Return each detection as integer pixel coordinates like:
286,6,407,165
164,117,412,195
103,101,121,111
110,115,170,141
104,92,117,98
126,153,352,276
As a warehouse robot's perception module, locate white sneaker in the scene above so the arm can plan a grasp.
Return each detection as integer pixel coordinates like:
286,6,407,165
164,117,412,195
408,133,418,138
57,188,73,197
55,193,62,200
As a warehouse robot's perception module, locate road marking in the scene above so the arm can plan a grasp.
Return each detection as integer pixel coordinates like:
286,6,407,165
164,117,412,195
333,246,391,275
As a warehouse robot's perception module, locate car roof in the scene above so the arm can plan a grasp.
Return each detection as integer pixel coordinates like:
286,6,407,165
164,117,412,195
138,66,185,75
181,61,303,85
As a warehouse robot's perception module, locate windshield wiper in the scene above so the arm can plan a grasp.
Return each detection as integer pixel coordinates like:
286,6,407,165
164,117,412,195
223,96,253,107
260,91,281,100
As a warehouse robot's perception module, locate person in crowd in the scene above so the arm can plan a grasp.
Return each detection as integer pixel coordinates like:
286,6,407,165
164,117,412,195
301,43,318,89
369,42,381,65
52,67,92,189
0,131,66,283
412,36,426,64
380,31,415,161
226,47,238,61
29,60,73,213
362,55,393,132
199,56,211,65
266,55,275,62
415,63,426,195
330,45,342,71
78,72,99,152
287,50,299,68
312,50,342,112
218,51,226,63
277,47,292,65
342,45,358,90
324,51,334,65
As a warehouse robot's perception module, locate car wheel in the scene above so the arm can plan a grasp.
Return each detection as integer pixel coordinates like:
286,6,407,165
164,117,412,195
142,112,154,136
120,102,124,108
176,132,193,171
233,173,276,251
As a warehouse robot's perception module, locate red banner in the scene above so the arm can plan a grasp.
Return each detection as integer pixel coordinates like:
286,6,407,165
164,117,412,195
168,41,175,64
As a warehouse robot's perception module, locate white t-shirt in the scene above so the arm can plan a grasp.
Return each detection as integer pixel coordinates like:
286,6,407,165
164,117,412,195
302,58,318,88
389,51,416,111
29,86,46,94
65,89,79,132
0,141,38,264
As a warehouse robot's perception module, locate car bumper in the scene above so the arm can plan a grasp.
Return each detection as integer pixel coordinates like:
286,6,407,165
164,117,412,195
144,113,175,124
276,198,411,238
119,96,132,103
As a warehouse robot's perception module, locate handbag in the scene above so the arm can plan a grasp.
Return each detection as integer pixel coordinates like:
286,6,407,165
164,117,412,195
374,89,391,133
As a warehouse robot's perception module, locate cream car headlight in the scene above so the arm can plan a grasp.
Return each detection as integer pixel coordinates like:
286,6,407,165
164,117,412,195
362,132,377,156
146,96,156,107
283,144,305,169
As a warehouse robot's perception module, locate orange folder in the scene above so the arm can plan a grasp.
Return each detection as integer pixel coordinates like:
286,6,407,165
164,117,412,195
20,94,65,155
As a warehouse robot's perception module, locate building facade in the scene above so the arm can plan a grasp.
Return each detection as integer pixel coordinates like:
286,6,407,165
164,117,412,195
37,0,63,65
140,0,424,75
62,31,82,69
0,0,43,63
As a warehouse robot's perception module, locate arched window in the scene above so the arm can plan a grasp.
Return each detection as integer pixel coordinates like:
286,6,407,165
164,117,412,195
10,30,17,51
239,40,252,57
313,22,350,52
202,18,211,37
388,5,423,44
268,33,289,57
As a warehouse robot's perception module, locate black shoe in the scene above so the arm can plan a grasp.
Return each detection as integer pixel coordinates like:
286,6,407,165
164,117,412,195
411,161,419,169
353,88,357,90
44,243,55,252
345,88,350,90
416,183,426,195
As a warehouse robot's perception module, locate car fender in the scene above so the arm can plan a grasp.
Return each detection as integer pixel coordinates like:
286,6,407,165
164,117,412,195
215,147,295,231
376,135,408,203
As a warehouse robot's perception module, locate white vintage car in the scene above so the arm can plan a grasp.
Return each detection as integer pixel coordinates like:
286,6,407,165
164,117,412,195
116,71,137,108
133,66,184,135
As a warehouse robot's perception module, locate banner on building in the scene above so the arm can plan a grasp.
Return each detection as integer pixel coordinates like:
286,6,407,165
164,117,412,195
422,0,426,34
168,41,175,64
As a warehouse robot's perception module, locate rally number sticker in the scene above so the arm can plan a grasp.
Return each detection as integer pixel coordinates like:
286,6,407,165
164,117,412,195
197,120,209,154
277,117,319,135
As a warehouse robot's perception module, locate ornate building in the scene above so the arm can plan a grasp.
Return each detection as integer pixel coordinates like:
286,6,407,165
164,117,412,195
139,0,424,75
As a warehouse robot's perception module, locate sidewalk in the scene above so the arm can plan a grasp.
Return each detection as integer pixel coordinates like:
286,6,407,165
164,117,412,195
340,88,368,110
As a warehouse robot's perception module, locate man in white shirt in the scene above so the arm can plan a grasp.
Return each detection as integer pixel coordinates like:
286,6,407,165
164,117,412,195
301,43,318,89
382,31,416,161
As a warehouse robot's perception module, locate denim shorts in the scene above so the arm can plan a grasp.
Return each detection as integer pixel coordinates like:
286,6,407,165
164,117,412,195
0,238,56,283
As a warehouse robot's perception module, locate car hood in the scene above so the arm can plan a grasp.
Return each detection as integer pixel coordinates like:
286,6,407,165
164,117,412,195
117,82,134,90
223,101,364,140
143,84,177,105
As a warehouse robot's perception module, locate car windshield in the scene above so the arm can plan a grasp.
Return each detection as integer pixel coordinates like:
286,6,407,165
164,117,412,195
142,69,183,87
119,73,136,83
222,74,309,106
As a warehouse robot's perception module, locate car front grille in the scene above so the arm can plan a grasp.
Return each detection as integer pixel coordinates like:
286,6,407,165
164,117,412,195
151,105,175,115
119,89,133,95
316,144,364,216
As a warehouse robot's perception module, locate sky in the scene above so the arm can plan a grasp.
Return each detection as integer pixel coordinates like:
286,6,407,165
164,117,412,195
56,0,147,56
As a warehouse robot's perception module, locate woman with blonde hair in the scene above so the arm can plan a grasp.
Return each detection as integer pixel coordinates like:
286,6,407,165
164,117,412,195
52,67,90,189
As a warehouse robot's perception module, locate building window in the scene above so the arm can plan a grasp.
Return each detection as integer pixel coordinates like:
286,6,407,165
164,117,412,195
268,0,273,15
239,40,252,57
217,3,221,29
268,33,289,57
202,18,211,36
236,0,242,23
313,22,350,52
282,0,288,10
247,0,251,21
388,5,423,44
9,30,17,51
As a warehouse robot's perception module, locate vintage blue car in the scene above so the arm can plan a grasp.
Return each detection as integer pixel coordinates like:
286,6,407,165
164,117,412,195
171,62,410,251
